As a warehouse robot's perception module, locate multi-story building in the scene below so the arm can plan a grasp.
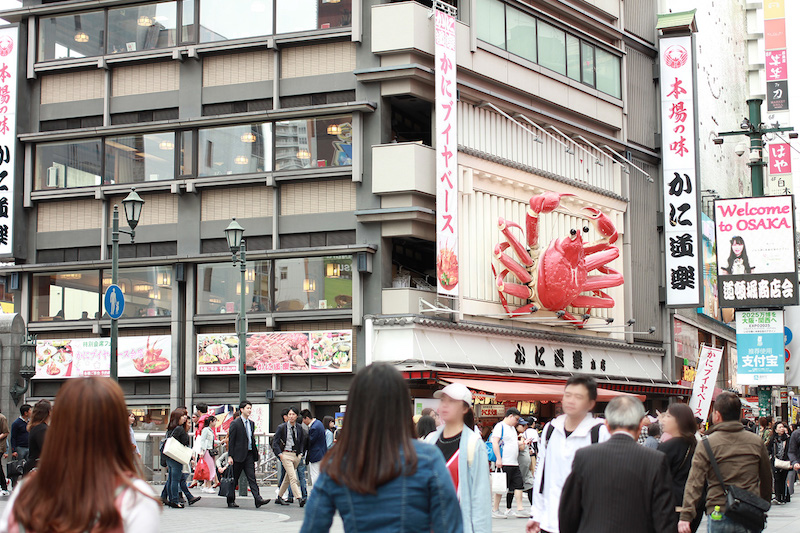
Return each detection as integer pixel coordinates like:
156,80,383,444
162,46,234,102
0,0,692,431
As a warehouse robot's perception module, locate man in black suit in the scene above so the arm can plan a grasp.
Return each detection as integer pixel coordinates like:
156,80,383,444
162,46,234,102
558,396,674,533
226,400,270,509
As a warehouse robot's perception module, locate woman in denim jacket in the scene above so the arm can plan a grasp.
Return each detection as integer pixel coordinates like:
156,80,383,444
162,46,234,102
300,363,463,533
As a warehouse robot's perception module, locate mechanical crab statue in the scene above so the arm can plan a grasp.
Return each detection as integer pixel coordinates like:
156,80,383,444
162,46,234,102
492,192,624,325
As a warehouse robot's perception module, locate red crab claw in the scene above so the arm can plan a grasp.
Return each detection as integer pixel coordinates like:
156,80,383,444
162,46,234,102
583,207,618,244
527,193,575,248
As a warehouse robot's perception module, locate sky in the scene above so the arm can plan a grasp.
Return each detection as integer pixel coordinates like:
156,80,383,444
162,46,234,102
0,1,19,24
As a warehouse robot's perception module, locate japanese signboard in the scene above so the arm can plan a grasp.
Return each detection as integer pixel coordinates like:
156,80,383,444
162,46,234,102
783,305,800,386
34,336,171,379
688,345,724,421
714,196,798,307
0,27,17,257
764,0,793,195
434,4,459,297
197,330,353,375
768,80,789,111
660,34,702,307
698,213,734,324
736,310,785,385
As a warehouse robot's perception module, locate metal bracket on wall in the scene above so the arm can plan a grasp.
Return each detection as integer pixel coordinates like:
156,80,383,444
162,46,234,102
419,298,457,315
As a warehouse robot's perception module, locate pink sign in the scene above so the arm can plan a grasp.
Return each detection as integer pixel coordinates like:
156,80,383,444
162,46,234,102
769,143,792,174
766,50,787,81
35,336,171,379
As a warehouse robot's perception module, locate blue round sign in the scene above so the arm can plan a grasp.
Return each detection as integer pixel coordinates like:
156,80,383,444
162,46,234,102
104,284,125,320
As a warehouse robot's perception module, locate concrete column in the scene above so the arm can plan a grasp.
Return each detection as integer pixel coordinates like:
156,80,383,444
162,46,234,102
0,314,27,418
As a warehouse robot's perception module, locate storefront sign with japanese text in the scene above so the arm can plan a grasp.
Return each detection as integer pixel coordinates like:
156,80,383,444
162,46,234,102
714,196,798,307
736,310,785,385
0,27,17,257
764,0,793,195
434,3,459,296
688,345,724,420
197,330,353,375
34,336,171,379
660,34,702,307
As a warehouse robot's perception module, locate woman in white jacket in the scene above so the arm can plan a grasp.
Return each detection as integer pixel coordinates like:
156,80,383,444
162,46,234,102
197,415,219,493
426,383,492,533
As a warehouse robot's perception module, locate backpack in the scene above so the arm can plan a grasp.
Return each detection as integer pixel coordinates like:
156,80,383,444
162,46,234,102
538,422,601,493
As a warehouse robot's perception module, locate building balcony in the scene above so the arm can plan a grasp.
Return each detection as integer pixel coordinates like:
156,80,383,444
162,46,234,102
382,287,438,315
371,1,436,56
372,142,435,196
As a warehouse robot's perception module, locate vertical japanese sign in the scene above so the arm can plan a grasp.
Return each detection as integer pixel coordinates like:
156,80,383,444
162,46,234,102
736,310,785,385
434,4,459,296
714,196,798,307
764,0,793,195
688,345,724,421
0,27,17,257
660,35,702,306
782,305,800,386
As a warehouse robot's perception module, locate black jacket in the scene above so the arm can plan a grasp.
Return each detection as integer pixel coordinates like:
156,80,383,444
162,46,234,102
789,428,800,466
658,437,696,509
768,432,790,462
227,417,259,463
558,433,674,533
271,422,307,458
23,423,47,475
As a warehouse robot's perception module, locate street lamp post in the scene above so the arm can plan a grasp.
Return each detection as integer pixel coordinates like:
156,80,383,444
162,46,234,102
9,332,37,405
110,189,145,381
714,98,795,197
225,218,247,405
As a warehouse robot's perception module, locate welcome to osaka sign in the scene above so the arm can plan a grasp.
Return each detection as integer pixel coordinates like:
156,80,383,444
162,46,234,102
714,196,798,308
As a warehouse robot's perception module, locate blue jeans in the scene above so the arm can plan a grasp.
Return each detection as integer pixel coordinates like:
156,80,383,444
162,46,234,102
165,458,194,503
707,515,758,533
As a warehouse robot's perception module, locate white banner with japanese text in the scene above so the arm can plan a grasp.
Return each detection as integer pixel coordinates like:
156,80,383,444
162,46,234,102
660,35,702,307
0,27,17,256
434,5,459,296
688,345,724,421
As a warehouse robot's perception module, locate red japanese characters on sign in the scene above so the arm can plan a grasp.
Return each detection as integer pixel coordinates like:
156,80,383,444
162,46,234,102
435,6,459,296
0,27,16,257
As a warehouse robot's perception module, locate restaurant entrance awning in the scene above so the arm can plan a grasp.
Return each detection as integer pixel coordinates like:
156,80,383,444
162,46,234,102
442,377,646,402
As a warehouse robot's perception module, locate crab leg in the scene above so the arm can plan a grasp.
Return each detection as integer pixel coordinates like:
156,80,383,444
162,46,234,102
494,243,533,284
584,247,619,273
491,265,537,315
570,292,615,308
495,273,533,300
526,193,575,248
582,207,618,254
583,265,624,291
498,218,533,266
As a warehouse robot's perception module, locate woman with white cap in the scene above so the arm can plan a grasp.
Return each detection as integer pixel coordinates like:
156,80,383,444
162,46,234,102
426,383,492,532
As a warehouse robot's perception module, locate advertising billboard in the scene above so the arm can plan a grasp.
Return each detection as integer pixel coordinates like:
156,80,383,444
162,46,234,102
0,27,18,257
736,310,785,385
714,196,798,307
699,213,734,324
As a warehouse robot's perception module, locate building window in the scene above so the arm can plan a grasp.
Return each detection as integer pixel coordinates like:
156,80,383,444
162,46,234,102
475,1,622,98
181,0,196,43
198,123,273,177
276,0,352,34
38,10,105,61
35,139,103,190
199,0,274,43
274,116,352,171
506,7,536,64
32,270,101,321
104,133,176,185
180,131,194,176
197,261,271,314
274,256,352,312
102,267,173,317
107,2,178,54
476,0,505,49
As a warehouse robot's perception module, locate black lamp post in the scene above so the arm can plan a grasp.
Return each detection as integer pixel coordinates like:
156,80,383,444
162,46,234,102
224,218,247,405
10,333,37,405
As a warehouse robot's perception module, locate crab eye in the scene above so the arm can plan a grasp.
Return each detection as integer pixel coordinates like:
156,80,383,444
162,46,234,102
570,229,577,236
583,226,590,233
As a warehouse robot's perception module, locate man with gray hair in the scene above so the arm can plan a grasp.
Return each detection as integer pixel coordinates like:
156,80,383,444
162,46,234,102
557,396,674,533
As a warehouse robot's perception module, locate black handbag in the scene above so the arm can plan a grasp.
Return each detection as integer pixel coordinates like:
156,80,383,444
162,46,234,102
702,437,770,532
218,475,235,498
6,459,25,478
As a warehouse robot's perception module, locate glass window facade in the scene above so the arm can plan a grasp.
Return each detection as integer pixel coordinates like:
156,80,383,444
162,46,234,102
274,256,352,311
198,123,273,177
199,0,273,43
103,267,173,318
197,261,271,314
475,0,622,98
274,116,352,171
276,0,352,34
32,271,101,321
107,2,178,54
35,139,103,190
105,133,176,185
38,10,105,61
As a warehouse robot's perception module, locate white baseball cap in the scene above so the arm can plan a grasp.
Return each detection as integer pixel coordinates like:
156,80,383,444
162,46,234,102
434,383,473,406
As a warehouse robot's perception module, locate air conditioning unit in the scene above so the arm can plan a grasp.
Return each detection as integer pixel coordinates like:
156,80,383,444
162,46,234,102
46,166,61,188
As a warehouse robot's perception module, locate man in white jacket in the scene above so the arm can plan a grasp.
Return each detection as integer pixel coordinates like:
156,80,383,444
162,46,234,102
527,376,610,533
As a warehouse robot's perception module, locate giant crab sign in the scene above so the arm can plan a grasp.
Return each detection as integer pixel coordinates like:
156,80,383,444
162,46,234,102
491,192,624,325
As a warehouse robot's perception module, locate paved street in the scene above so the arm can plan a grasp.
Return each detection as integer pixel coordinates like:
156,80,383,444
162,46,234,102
3,483,799,532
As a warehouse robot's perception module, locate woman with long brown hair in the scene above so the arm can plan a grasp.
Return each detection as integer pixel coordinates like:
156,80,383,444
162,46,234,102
163,408,200,509
22,399,51,475
299,363,461,532
0,377,160,532
658,403,703,533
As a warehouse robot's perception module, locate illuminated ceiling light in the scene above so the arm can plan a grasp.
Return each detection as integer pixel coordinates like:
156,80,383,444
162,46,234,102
134,284,153,293
240,132,257,143
137,15,153,27
303,279,316,292
245,269,255,282
157,272,171,286
74,32,89,43
322,0,341,3
158,140,174,150
327,124,341,136
61,273,82,280
234,155,249,165
296,149,311,160
326,264,340,278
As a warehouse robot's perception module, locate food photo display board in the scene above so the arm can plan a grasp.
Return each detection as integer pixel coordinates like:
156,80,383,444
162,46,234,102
35,336,171,379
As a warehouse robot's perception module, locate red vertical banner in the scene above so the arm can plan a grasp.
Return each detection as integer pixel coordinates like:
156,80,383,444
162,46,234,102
764,0,793,195
435,5,459,296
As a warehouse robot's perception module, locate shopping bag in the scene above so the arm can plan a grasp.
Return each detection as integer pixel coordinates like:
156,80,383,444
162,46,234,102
193,457,210,481
491,468,507,494
218,475,235,498
163,436,193,465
